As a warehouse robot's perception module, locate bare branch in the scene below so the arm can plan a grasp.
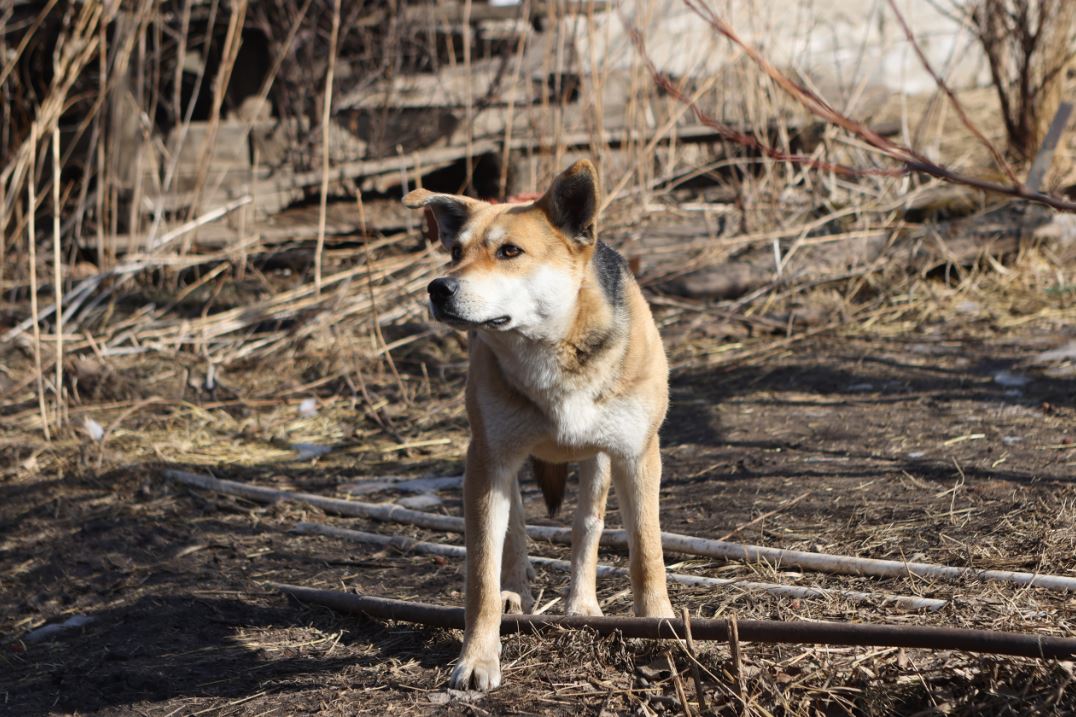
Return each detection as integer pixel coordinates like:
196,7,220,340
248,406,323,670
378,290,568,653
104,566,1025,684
885,0,1021,185
626,1,1076,212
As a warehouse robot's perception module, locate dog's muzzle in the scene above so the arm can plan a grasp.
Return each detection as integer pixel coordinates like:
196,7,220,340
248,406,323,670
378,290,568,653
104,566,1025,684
427,277,510,329
427,276,467,325
427,277,459,307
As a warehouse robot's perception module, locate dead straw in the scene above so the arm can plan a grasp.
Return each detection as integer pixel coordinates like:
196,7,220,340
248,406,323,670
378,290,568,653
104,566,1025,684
680,607,707,714
26,125,50,441
315,0,342,294
185,0,247,225
50,120,63,428
727,612,745,708
665,651,693,717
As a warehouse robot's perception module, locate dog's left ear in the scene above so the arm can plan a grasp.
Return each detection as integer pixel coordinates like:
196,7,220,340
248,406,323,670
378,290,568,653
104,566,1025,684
402,188,483,249
540,160,600,245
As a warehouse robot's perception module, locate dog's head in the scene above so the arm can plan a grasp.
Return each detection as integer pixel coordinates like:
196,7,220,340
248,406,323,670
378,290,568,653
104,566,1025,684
404,160,602,341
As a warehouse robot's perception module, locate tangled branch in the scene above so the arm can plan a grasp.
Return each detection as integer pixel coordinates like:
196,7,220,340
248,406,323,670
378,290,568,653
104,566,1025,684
628,0,1076,213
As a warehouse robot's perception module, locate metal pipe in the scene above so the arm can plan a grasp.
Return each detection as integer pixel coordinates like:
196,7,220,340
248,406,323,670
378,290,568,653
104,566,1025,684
271,583,1076,661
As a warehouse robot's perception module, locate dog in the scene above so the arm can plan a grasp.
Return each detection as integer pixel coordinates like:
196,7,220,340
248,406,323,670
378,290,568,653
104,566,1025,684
404,160,673,691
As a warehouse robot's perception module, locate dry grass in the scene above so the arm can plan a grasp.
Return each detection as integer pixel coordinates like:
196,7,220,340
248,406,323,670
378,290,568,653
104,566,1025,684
2,2,1076,715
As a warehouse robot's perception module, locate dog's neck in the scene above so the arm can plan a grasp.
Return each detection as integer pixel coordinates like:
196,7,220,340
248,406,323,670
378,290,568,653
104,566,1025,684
476,257,627,402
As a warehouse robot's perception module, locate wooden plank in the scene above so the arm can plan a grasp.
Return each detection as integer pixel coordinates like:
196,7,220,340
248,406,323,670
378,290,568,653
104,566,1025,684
1026,101,1073,192
402,0,609,24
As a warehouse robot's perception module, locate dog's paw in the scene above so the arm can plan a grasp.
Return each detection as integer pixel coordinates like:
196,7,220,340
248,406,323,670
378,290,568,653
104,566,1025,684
565,596,603,617
501,590,525,615
450,650,502,691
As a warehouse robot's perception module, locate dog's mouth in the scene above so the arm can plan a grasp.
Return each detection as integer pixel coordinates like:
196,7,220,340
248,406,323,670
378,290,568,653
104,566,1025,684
433,306,511,330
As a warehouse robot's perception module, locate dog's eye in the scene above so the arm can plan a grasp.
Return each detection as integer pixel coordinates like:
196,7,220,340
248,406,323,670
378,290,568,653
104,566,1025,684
451,244,462,262
497,244,523,259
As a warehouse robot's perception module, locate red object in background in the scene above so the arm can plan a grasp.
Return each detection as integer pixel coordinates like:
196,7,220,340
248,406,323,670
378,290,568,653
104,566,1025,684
486,192,542,205
505,192,542,204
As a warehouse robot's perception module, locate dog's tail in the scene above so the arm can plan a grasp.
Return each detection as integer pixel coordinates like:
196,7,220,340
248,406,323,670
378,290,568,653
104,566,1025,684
531,458,567,518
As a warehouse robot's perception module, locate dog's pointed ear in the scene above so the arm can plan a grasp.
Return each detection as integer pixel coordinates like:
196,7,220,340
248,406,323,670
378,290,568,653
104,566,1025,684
539,160,601,245
402,189,482,249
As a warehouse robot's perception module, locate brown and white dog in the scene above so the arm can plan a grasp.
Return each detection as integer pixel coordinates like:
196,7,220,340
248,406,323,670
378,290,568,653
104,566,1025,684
404,160,673,691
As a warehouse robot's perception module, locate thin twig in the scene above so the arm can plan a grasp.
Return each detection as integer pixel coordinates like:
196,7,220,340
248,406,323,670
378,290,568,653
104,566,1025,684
151,195,253,251
666,651,694,717
681,607,707,714
0,0,61,88
728,612,746,711
186,0,247,223
27,126,49,441
26,124,49,439
51,116,63,428
315,0,342,294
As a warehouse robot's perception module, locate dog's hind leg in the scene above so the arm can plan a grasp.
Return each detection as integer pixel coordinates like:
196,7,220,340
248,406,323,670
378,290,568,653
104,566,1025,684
611,436,674,618
500,472,534,615
565,453,611,616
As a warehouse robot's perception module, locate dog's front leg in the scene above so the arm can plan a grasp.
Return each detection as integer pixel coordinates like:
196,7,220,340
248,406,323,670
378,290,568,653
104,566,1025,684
565,453,611,616
611,436,674,617
451,441,525,691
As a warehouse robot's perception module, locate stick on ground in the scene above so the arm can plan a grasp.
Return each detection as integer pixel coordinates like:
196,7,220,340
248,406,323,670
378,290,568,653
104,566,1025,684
292,522,946,610
163,469,1076,593
681,607,707,714
270,584,1076,660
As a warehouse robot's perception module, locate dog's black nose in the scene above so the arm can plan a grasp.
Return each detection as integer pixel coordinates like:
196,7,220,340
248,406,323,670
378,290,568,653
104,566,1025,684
428,277,459,303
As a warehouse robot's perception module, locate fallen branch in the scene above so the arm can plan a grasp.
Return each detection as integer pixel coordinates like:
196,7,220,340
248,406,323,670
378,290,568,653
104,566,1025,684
293,522,945,610
163,469,1076,593
271,584,1076,660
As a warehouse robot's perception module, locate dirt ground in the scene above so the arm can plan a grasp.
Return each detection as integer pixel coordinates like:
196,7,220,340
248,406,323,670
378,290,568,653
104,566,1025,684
3,276,1076,715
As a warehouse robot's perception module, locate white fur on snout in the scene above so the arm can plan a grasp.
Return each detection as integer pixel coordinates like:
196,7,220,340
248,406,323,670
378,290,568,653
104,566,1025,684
453,265,577,338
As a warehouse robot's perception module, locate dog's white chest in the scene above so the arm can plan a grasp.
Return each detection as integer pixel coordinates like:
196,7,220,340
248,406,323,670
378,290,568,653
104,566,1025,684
484,337,653,459
547,391,648,455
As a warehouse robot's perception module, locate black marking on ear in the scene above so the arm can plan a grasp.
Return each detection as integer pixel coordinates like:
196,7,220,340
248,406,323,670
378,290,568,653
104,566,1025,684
547,165,598,243
593,240,626,308
426,196,470,248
